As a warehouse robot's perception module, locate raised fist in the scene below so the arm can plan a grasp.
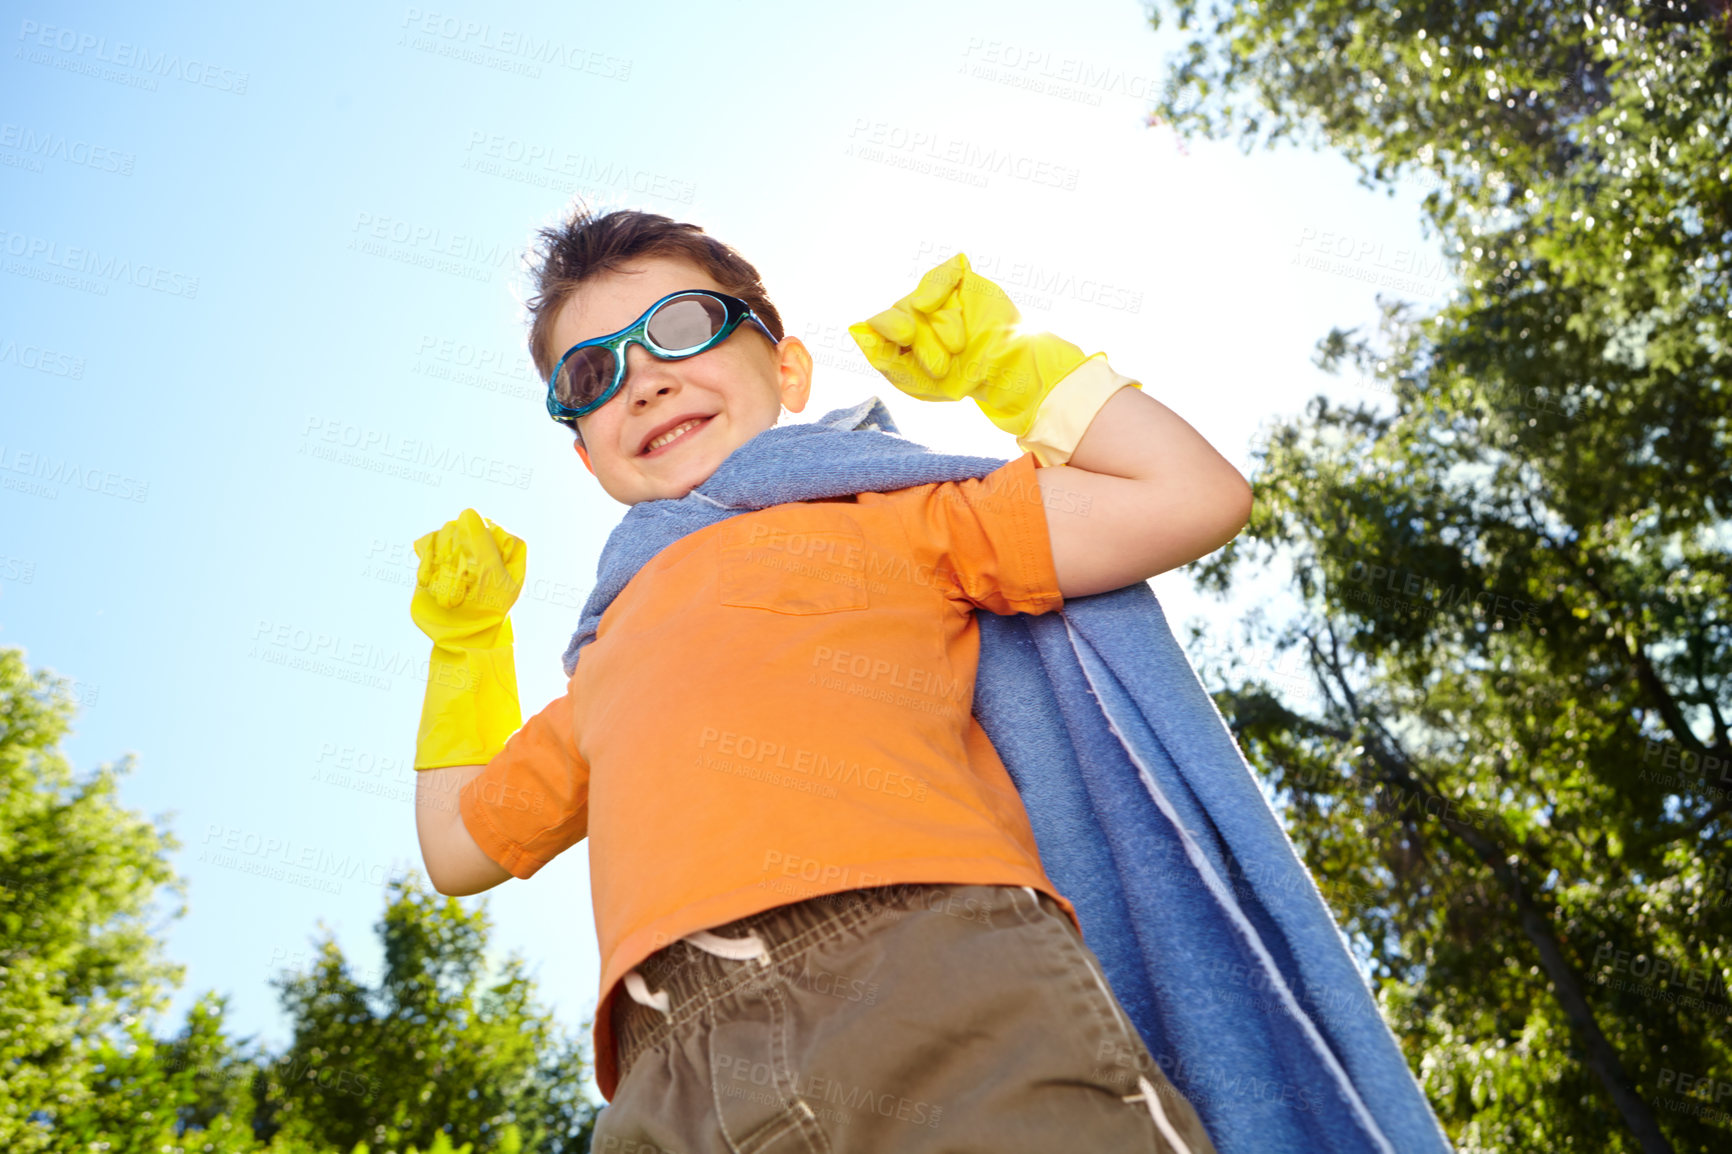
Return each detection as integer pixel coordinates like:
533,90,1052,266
410,508,526,651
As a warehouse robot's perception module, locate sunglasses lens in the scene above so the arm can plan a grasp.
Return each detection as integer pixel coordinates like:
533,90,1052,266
646,294,728,352
554,346,615,412
552,294,738,419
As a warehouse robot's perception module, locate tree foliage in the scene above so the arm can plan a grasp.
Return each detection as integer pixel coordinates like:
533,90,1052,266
1144,2,1731,1152
0,647,189,1151
0,648,599,1153
258,879,596,1154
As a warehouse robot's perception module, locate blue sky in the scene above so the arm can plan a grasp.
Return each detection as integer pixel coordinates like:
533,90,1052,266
3,0,1452,1103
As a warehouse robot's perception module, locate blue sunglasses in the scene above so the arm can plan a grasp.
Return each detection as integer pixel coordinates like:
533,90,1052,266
546,289,780,427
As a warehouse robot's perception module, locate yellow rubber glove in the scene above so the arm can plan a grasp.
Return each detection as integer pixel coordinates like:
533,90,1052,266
409,509,526,770
848,253,1142,465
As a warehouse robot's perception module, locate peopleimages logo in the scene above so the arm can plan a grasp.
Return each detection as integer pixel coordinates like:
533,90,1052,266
397,8,631,80
16,20,249,93
1338,555,1542,626
0,123,135,175
200,824,415,896
346,211,518,285
0,444,148,502
0,336,85,378
461,132,695,203
299,416,533,490
910,240,1143,314
0,228,199,298
845,119,1081,190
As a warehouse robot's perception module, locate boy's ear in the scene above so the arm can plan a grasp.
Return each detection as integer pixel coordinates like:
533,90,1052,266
573,439,594,475
775,335,815,415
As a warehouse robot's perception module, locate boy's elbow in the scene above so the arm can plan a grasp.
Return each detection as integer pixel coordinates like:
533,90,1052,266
415,763,511,896
427,857,510,897
425,859,458,897
1181,453,1253,549
1225,473,1254,537
432,874,484,898
421,847,459,897
1189,472,1254,566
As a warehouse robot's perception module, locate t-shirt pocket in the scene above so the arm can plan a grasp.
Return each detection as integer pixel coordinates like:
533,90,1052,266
716,511,870,614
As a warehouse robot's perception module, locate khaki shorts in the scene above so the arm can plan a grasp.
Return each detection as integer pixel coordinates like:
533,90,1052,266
595,882,1217,1153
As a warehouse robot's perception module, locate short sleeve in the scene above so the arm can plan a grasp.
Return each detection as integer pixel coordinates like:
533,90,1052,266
894,452,1065,616
457,687,591,880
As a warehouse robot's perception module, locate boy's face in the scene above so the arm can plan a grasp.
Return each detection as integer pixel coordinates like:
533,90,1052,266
552,255,812,505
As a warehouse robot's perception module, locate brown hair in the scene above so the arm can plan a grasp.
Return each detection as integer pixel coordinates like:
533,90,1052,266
523,204,786,446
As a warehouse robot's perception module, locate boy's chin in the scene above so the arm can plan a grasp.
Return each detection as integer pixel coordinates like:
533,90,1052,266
617,462,724,504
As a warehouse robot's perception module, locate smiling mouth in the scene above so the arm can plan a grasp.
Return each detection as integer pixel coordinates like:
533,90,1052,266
641,415,712,456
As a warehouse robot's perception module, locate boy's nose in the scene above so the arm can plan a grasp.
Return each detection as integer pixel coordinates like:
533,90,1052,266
621,343,679,404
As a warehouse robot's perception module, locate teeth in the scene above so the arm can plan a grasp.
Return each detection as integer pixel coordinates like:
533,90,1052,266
646,418,705,452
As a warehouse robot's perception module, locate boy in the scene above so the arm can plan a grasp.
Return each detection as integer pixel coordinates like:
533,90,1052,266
410,208,1251,1152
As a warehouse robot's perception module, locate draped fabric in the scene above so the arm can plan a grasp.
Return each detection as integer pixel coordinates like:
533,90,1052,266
563,397,1454,1154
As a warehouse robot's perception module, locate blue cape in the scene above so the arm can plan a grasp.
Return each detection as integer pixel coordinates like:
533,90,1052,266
564,398,1454,1154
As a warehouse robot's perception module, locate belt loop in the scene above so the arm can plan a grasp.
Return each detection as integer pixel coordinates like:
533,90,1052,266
683,928,772,966
623,969,672,1016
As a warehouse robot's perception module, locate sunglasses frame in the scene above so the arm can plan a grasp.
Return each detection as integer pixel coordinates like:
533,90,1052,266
545,289,780,427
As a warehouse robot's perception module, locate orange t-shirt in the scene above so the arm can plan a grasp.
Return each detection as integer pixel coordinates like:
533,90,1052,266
457,452,1078,1100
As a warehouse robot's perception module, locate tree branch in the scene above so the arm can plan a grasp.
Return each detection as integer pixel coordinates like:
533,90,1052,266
1296,623,1676,1154
1523,504,1719,760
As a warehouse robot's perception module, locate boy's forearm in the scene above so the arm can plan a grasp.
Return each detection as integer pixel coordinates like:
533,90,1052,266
1065,383,1249,497
415,764,512,895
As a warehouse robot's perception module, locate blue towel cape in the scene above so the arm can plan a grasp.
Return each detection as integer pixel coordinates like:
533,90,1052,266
563,398,1454,1154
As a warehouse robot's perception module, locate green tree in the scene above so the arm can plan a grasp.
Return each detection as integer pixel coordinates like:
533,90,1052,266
257,875,598,1154
1142,2,1731,1152
53,991,283,1154
0,647,599,1153
0,647,191,1151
